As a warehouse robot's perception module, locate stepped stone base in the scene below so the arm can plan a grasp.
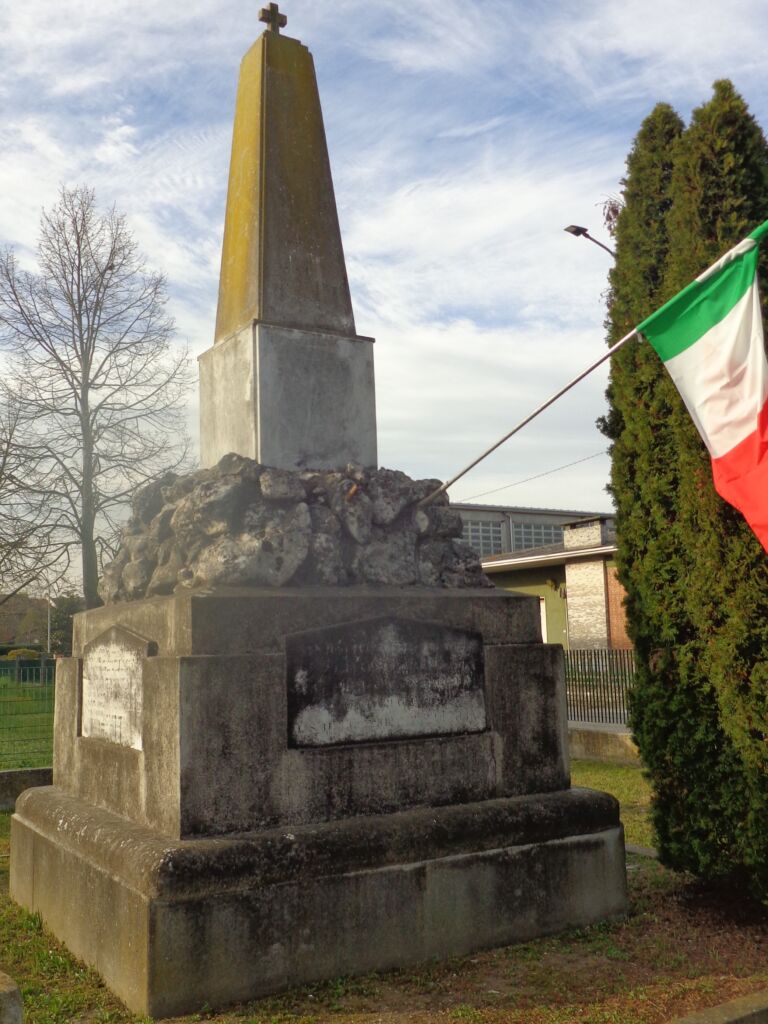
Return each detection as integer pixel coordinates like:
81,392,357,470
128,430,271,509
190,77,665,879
11,785,626,1018
10,586,628,1017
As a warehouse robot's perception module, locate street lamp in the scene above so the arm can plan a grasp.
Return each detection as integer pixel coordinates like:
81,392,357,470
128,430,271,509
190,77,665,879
564,224,615,259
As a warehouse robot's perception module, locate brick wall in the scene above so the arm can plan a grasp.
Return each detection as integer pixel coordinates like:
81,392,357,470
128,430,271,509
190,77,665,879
563,520,603,550
564,560,608,648
606,565,632,649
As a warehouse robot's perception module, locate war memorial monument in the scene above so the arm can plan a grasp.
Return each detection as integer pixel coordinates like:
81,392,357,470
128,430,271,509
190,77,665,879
10,7,627,1016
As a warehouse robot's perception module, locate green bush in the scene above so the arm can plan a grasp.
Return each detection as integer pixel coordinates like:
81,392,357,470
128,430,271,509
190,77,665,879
3,648,42,660
603,82,768,901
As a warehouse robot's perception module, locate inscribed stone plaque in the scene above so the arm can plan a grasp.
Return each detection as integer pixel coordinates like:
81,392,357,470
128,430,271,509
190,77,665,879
286,617,486,747
81,626,151,750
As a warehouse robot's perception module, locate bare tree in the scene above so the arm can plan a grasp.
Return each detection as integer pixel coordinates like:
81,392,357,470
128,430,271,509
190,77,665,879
0,395,70,603
0,186,193,607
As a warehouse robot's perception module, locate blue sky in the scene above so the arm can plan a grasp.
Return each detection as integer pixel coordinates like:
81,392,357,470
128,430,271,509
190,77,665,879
3,0,768,512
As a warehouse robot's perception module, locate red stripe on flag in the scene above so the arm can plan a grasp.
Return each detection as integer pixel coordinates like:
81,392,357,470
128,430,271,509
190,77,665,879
711,398,768,551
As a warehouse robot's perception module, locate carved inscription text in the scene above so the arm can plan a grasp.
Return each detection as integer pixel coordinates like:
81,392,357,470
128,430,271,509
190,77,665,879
81,627,146,750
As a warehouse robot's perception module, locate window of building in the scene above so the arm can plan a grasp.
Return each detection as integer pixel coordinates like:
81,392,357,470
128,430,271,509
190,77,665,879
511,522,563,551
462,519,504,556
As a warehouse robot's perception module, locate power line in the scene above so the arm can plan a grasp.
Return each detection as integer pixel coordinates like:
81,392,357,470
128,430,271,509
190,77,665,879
455,450,607,503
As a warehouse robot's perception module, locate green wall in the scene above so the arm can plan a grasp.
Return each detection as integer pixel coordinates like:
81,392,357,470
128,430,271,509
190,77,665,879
492,566,569,648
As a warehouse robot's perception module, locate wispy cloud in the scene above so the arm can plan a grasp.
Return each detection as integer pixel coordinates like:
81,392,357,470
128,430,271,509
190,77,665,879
1,0,767,511
438,116,509,140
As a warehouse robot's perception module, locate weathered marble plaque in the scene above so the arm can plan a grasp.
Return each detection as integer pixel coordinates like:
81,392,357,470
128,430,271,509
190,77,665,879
81,626,150,750
286,617,486,747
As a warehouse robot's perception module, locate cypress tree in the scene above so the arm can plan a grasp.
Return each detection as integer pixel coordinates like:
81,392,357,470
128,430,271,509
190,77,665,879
608,82,768,898
601,102,684,568
600,101,694,873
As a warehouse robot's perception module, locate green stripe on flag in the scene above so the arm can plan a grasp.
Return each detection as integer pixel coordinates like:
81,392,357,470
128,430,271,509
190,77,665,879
639,243,759,361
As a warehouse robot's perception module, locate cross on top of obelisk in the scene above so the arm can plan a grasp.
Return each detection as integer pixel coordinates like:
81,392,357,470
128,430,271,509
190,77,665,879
259,2,287,33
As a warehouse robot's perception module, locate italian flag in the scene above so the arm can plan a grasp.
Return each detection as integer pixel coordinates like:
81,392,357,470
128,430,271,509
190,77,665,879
638,220,768,552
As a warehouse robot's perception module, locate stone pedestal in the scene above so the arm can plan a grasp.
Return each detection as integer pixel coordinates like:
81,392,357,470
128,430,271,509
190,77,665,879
11,587,627,1017
199,322,377,471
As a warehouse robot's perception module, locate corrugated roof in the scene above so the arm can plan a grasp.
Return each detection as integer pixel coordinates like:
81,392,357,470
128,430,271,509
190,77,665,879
452,502,611,516
482,541,565,563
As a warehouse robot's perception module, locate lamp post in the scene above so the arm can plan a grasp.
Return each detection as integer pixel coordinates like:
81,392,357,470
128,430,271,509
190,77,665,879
564,224,615,258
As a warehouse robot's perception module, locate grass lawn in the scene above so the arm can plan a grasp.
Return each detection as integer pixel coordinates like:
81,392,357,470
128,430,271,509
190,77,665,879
571,760,655,850
1,762,766,1024
0,678,54,770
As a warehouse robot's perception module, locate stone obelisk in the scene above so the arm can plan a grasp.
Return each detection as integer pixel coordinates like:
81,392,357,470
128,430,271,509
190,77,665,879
199,4,377,471
9,9,626,1018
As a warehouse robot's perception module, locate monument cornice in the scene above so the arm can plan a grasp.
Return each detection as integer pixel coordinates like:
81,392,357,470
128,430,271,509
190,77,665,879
234,318,376,344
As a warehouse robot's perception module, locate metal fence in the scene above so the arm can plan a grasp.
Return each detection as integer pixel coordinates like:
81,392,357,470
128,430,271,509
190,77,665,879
0,664,55,770
564,648,636,726
0,650,636,768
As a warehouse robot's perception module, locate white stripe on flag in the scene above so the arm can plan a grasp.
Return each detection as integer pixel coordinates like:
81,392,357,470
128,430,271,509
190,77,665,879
663,282,768,458
695,237,756,283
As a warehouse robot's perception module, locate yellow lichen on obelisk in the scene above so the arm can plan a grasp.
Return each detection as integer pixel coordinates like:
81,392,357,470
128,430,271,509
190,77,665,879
214,5,356,342
200,4,376,472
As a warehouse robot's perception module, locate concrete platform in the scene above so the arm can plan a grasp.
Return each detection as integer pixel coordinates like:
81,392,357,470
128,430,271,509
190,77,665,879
673,990,768,1023
12,784,626,1018
568,722,641,765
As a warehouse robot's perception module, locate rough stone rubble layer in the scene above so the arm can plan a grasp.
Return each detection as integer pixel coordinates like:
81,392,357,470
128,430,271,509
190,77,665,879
99,454,491,603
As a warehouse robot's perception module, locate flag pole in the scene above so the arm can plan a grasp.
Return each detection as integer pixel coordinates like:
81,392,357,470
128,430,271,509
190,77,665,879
417,328,640,508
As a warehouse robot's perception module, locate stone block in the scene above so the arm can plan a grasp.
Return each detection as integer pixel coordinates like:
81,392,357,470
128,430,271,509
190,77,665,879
198,322,377,471
12,784,626,1019
53,590,567,836
0,972,22,1024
